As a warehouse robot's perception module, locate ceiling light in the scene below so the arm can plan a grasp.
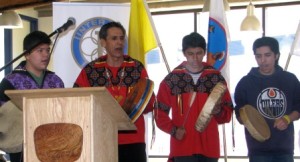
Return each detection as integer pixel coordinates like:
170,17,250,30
240,1,261,31
202,0,230,12
0,10,23,29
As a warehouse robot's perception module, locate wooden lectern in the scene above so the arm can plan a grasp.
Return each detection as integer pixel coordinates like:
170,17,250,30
5,87,136,162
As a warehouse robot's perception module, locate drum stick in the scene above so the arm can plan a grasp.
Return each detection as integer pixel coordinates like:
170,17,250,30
265,106,275,118
182,91,196,127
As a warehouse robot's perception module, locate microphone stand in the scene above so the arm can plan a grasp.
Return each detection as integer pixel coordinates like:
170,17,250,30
0,29,61,73
48,30,60,63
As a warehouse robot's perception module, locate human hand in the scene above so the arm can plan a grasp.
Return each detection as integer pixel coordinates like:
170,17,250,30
212,104,221,115
175,126,186,140
211,100,222,115
274,116,289,131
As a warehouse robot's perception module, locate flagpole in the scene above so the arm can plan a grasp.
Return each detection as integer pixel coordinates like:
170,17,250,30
285,20,300,71
143,0,171,73
222,124,228,162
285,53,292,71
207,1,229,161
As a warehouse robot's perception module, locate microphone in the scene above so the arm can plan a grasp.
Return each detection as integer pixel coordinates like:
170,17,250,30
56,17,76,33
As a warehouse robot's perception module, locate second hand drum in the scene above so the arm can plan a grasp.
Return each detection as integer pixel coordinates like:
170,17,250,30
122,78,154,123
239,104,271,142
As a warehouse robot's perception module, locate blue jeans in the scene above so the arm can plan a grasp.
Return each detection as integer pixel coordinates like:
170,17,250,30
249,154,294,162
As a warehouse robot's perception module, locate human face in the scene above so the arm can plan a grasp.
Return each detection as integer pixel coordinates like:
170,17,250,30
25,44,50,76
254,46,278,75
184,47,205,72
101,27,125,59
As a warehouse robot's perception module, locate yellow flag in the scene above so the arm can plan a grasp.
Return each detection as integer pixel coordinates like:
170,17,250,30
128,0,157,65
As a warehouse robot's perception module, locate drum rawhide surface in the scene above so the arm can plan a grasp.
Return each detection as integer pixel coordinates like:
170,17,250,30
240,104,270,142
195,82,227,132
122,78,154,123
0,101,23,153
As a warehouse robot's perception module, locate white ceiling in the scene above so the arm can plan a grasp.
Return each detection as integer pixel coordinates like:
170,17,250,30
66,0,300,12
19,0,300,17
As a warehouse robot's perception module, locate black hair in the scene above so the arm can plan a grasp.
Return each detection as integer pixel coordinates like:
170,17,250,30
23,31,51,52
252,36,280,64
99,21,126,40
182,32,206,52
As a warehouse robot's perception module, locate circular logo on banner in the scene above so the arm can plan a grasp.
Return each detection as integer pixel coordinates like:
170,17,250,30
257,87,286,119
71,17,128,68
207,18,227,70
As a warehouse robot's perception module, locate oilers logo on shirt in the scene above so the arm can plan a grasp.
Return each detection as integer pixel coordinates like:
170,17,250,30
257,87,286,119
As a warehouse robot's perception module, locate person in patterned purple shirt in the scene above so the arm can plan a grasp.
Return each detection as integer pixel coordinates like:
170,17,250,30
0,31,64,162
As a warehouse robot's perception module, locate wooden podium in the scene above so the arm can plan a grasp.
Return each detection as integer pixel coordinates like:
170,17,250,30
5,87,136,162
